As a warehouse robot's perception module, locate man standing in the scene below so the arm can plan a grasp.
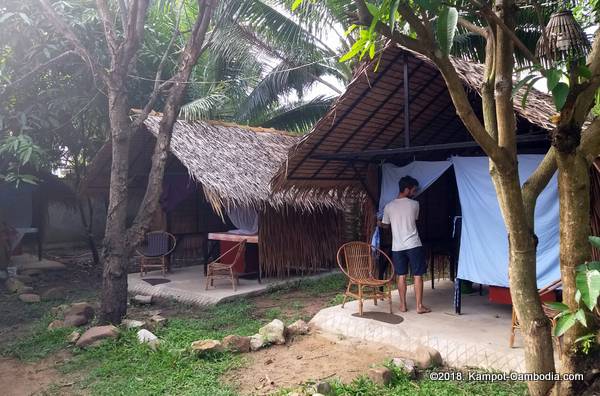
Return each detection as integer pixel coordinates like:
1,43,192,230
380,176,431,314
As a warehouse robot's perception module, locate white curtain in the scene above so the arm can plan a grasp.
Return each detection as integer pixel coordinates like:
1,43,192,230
378,161,453,216
226,205,259,235
452,155,560,287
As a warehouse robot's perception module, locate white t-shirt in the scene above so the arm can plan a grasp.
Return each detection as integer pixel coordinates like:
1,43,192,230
382,197,422,251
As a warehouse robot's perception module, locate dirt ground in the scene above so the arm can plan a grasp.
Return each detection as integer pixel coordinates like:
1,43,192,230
225,333,401,395
0,351,81,396
0,248,388,395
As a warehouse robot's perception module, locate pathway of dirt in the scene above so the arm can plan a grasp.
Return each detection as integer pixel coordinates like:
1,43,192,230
0,351,80,396
224,332,401,395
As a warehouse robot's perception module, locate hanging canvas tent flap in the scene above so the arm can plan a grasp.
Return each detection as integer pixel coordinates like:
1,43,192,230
378,161,453,215
452,155,559,287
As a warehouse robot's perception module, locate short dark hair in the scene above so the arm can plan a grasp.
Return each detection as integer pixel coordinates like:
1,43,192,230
399,176,419,193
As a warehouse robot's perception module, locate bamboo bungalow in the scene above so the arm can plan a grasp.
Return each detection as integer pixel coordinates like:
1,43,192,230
272,44,600,312
84,116,344,279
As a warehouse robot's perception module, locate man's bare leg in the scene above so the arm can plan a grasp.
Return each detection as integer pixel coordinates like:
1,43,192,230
414,275,431,314
397,275,407,312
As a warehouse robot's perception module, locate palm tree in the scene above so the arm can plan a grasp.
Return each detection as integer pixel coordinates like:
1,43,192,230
179,0,356,133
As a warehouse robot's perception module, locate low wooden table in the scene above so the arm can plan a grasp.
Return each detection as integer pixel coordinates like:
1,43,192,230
207,232,261,282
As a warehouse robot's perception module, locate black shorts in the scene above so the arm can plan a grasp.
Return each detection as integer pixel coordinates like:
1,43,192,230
392,246,427,276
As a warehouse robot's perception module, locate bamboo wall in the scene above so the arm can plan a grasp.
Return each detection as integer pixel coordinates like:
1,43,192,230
259,205,344,278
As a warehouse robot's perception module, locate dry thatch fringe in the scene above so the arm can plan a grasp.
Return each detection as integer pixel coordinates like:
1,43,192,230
142,116,343,213
259,205,344,278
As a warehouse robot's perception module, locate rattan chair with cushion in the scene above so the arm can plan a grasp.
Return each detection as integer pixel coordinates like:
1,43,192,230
137,231,177,276
205,239,246,291
510,279,562,348
337,241,396,316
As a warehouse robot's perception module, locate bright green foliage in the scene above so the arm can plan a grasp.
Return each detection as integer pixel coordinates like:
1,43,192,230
545,237,600,349
275,363,527,395
436,7,458,56
0,134,46,186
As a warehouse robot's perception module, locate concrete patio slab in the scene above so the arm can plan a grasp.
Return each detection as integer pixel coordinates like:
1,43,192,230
310,280,529,373
128,265,335,306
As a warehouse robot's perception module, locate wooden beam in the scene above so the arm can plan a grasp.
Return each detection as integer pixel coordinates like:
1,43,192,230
310,134,548,161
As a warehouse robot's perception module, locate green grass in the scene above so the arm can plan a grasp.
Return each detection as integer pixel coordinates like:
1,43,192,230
268,273,347,298
2,300,261,395
276,363,528,396
0,313,74,360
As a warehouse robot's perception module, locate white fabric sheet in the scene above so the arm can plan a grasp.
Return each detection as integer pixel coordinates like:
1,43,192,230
452,156,560,287
225,205,259,235
378,161,453,216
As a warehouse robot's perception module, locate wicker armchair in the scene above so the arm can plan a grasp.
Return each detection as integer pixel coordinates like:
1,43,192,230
205,239,246,291
337,241,396,316
137,231,176,276
510,279,562,348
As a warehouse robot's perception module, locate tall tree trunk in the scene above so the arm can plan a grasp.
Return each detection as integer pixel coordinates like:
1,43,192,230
556,150,590,395
492,165,556,396
490,3,555,394
100,90,132,324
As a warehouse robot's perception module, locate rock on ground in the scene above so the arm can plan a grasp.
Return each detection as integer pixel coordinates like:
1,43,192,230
222,335,251,353
132,295,153,305
40,287,66,301
392,357,417,378
148,314,167,330
413,345,443,369
18,293,41,303
259,319,286,345
137,329,160,350
63,314,88,327
122,319,145,329
191,339,223,354
67,331,81,344
367,367,392,386
249,334,267,351
5,278,27,294
76,325,119,348
316,381,332,395
65,302,95,320
286,320,310,337
48,320,65,330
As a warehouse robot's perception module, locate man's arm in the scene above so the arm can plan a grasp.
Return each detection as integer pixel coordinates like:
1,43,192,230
379,206,391,228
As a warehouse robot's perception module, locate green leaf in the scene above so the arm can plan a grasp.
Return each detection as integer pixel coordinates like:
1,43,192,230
339,38,365,62
369,42,376,59
553,312,577,337
291,0,303,11
512,74,535,98
589,236,600,249
576,268,600,311
521,76,543,108
389,0,401,31
574,309,587,328
578,65,592,80
436,7,458,56
545,301,569,312
546,69,561,91
366,2,379,17
344,24,358,37
552,82,569,111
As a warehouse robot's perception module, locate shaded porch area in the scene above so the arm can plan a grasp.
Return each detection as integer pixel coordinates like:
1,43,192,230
311,280,532,373
128,265,336,306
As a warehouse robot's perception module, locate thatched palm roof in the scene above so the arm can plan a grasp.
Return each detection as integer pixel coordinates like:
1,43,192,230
272,44,557,193
85,116,340,211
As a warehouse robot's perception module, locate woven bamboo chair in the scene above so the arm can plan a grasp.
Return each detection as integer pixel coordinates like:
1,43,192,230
205,239,246,291
337,241,395,316
510,279,562,349
137,231,176,276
